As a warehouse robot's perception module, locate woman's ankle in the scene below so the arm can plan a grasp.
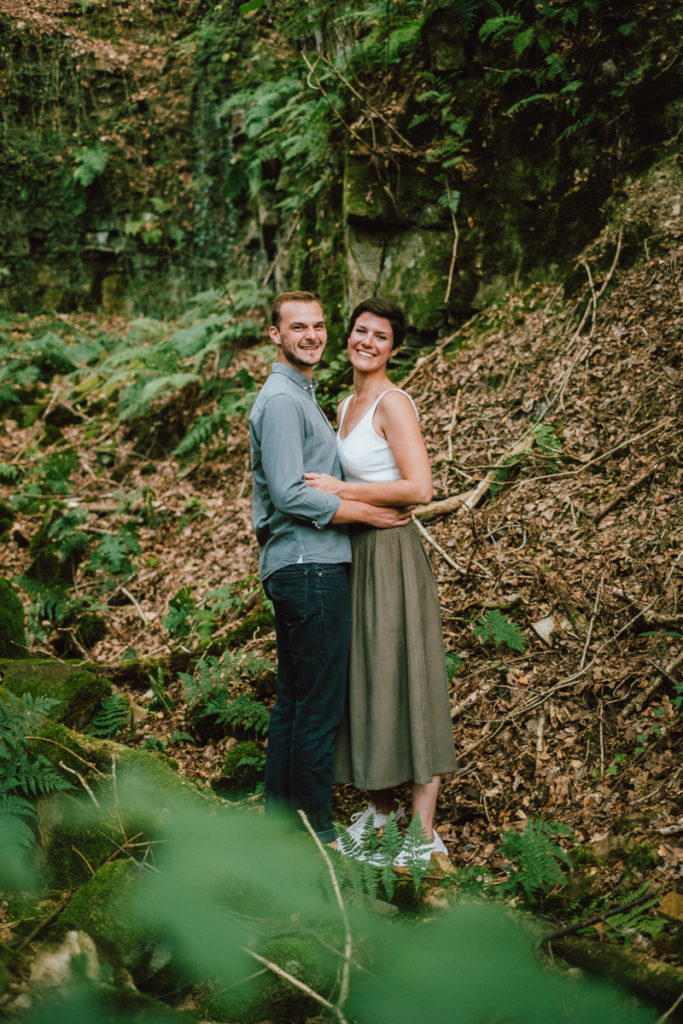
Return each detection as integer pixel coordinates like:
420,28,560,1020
369,790,398,817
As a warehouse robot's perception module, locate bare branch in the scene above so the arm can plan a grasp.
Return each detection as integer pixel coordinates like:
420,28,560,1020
298,809,353,1010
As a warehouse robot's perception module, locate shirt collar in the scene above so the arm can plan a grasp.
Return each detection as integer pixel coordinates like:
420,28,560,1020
271,362,319,393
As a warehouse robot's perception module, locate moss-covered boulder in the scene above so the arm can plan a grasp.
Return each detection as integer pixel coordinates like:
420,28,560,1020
201,932,340,1024
36,791,122,889
31,737,220,887
0,659,110,730
57,859,176,994
0,578,26,658
54,611,108,657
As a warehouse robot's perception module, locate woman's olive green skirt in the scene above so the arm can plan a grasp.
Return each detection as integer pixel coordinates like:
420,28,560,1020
333,521,457,790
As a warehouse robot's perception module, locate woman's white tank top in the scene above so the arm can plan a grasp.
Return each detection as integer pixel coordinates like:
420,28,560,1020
336,388,418,483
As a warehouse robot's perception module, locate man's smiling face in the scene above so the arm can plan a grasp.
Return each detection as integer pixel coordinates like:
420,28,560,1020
270,300,327,377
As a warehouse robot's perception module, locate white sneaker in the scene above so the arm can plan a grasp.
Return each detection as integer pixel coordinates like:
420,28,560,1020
394,830,448,867
345,802,406,843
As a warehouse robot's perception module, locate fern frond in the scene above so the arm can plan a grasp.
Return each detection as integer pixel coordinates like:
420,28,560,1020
395,815,432,888
379,814,404,899
0,810,35,854
204,691,271,738
118,372,200,421
88,694,131,737
0,691,61,743
474,609,525,652
0,692,72,801
174,411,224,457
17,575,70,622
479,14,524,44
500,818,574,902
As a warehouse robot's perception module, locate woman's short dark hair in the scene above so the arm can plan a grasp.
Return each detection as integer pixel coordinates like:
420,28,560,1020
347,298,406,350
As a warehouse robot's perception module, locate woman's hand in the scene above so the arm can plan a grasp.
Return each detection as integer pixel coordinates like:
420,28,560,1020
305,472,342,494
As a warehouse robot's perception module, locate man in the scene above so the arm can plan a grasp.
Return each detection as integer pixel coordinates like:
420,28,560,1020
249,290,409,844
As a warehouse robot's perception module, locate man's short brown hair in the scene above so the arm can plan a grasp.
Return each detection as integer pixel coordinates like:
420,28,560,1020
271,291,322,329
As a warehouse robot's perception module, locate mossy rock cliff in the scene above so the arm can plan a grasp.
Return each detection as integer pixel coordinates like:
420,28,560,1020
0,578,26,658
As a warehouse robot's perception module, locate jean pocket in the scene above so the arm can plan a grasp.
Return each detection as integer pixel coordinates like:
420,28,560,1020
265,569,309,623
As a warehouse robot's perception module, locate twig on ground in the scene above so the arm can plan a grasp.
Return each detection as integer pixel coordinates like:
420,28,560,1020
535,713,545,775
655,993,683,1024
26,736,100,773
414,425,537,521
444,178,459,305
512,421,676,492
298,809,353,1011
451,681,495,720
398,330,458,391
621,650,683,718
556,231,622,410
580,577,602,670
241,947,351,1024
538,889,655,947
117,585,148,624
446,390,461,463
59,760,101,808
595,550,683,656
411,514,465,573
13,900,69,956
594,461,661,523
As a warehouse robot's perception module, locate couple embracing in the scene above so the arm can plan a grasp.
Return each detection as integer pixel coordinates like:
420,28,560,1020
249,291,456,863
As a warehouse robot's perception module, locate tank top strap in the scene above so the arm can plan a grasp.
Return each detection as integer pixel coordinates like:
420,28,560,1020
338,394,352,430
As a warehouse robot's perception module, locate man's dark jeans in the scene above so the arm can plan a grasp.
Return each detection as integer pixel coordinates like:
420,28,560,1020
263,563,350,844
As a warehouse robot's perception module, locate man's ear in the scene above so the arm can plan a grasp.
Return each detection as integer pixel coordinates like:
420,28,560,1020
269,325,281,347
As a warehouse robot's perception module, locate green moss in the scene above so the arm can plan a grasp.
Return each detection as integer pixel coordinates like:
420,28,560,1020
27,717,96,775
37,790,119,889
625,841,657,875
378,227,455,333
114,747,215,815
58,858,169,985
569,846,601,868
54,612,108,656
202,932,338,1024
0,660,111,730
0,501,14,537
223,606,274,648
0,579,26,658
217,740,264,795
26,511,67,583
344,154,392,222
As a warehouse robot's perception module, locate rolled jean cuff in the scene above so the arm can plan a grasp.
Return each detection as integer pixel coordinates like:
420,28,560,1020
314,824,337,845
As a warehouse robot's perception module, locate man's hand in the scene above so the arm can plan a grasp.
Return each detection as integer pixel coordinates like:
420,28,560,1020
332,499,411,528
365,505,412,528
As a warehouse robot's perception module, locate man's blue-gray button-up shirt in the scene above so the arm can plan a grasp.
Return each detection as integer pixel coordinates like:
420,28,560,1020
249,363,352,580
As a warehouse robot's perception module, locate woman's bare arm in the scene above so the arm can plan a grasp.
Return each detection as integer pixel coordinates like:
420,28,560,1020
306,391,432,506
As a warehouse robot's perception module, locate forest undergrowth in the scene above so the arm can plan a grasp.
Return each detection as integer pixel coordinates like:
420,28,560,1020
1,160,682,1002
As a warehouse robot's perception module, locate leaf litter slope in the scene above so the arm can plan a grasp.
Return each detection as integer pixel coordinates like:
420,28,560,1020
0,164,681,966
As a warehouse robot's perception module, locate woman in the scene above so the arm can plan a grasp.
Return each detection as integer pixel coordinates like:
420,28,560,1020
305,298,457,862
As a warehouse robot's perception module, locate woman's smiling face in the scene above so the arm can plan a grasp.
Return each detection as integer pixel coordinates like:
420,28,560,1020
347,312,399,372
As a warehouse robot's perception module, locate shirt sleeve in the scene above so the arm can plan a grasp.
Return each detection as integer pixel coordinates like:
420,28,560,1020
259,394,341,528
